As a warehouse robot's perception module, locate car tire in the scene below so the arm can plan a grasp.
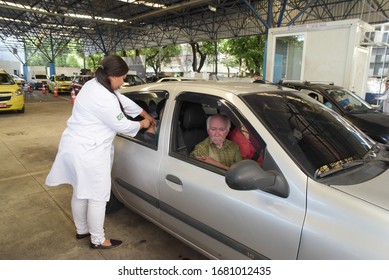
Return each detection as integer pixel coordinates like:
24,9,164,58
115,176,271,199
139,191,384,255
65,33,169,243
106,191,123,214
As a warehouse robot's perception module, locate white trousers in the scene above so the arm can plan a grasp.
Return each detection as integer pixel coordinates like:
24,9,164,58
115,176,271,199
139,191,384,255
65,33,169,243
71,194,106,245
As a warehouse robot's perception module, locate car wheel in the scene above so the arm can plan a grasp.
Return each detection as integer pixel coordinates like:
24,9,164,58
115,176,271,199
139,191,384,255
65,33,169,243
106,191,123,214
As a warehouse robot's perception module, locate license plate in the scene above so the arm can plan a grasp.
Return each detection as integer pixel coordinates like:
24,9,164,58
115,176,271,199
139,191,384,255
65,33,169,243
0,103,7,108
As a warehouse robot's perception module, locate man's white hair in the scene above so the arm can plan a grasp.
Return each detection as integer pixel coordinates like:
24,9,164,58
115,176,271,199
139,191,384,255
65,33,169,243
206,114,231,130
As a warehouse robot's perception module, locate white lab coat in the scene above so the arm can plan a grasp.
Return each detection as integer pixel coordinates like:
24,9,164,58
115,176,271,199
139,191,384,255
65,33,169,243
377,90,389,113
45,78,142,201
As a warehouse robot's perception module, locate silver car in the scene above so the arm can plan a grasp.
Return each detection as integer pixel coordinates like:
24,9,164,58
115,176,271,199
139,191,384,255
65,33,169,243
110,81,389,259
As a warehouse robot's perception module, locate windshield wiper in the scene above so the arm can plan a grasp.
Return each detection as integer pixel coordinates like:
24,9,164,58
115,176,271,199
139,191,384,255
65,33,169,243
362,143,381,161
315,160,365,178
362,143,389,163
315,143,389,178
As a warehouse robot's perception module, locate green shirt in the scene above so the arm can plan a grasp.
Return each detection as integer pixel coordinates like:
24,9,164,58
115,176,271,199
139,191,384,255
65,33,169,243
190,137,242,167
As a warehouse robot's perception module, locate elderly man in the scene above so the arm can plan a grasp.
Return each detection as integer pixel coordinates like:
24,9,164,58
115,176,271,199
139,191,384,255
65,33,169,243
190,114,242,170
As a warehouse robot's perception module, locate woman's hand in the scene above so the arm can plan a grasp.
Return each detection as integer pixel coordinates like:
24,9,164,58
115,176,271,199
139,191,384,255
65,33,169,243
148,116,157,127
140,119,151,129
140,110,157,127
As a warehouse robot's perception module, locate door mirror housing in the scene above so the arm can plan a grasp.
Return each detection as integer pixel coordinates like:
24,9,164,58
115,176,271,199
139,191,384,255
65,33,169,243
225,160,289,198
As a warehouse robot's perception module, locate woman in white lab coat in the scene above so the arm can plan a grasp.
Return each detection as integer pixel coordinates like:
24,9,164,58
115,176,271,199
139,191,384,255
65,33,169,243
46,55,155,249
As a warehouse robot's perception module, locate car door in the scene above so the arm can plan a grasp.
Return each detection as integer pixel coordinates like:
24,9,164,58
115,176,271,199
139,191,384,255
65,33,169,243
157,92,307,259
111,91,168,223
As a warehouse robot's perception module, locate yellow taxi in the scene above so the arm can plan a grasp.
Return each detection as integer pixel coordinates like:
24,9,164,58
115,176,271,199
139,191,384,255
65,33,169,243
0,69,25,113
47,74,72,93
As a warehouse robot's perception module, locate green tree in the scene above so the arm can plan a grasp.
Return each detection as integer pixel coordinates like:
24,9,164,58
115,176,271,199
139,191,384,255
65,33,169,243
189,41,217,73
85,53,105,71
220,36,266,76
27,53,50,66
220,56,239,77
141,45,181,78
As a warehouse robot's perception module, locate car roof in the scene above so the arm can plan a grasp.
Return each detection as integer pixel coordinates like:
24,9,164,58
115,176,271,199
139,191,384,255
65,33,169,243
156,77,206,82
279,80,345,91
120,81,285,96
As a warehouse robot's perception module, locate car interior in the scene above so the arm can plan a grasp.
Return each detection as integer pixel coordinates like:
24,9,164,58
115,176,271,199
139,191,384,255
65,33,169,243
120,92,267,172
176,102,208,155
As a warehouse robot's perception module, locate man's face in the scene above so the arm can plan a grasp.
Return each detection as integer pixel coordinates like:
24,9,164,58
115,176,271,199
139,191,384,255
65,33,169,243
208,116,229,148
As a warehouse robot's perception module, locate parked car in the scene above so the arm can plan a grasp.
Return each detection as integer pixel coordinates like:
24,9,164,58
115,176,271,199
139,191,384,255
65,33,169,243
278,80,389,144
109,81,389,259
122,74,146,87
71,75,93,95
10,74,25,86
47,74,72,93
0,69,24,113
156,77,206,82
30,74,49,89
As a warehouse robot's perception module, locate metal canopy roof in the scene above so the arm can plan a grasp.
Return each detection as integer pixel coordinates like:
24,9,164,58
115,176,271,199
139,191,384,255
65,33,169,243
1,0,389,56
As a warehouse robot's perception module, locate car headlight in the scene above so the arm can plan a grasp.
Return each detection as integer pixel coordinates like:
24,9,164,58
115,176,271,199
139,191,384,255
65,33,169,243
16,89,23,96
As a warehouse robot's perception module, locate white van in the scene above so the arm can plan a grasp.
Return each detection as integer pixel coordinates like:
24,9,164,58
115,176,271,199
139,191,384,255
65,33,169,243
30,74,49,89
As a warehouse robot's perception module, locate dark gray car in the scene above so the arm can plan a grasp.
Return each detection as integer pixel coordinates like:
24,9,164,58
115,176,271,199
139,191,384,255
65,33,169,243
278,80,389,144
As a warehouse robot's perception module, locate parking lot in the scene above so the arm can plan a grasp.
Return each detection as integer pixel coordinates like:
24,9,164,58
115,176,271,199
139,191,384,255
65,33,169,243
0,90,207,260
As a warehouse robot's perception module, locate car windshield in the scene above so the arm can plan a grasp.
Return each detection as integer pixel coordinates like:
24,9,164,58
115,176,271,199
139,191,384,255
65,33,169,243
0,73,15,85
56,76,72,81
325,87,375,113
79,76,92,83
242,91,387,180
35,75,47,79
123,75,144,86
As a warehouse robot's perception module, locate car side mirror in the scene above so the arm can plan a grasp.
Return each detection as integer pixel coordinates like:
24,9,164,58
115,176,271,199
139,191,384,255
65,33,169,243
225,160,289,198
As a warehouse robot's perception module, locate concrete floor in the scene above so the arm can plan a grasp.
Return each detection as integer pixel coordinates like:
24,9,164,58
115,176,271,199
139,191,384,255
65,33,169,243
0,90,207,260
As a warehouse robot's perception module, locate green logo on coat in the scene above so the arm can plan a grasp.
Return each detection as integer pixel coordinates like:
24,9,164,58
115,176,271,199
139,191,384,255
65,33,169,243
117,112,124,120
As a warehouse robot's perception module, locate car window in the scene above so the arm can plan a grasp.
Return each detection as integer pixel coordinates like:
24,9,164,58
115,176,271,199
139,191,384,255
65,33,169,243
170,92,269,173
301,89,332,107
324,88,373,113
118,90,168,148
56,75,72,81
0,73,14,85
242,91,374,179
132,75,144,85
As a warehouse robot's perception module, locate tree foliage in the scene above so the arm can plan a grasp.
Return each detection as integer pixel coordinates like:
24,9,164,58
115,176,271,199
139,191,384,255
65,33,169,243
24,34,266,77
141,45,181,77
220,36,266,76
85,53,105,71
189,41,217,73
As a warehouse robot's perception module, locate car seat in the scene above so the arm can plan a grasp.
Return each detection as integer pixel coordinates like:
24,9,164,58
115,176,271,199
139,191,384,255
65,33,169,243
177,103,208,155
130,100,149,121
148,100,157,118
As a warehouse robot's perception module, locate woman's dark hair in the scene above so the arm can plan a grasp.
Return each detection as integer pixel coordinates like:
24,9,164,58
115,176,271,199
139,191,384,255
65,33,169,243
94,55,129,93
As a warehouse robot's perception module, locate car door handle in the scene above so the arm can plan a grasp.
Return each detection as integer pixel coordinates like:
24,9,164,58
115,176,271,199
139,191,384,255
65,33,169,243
166,174,183,185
